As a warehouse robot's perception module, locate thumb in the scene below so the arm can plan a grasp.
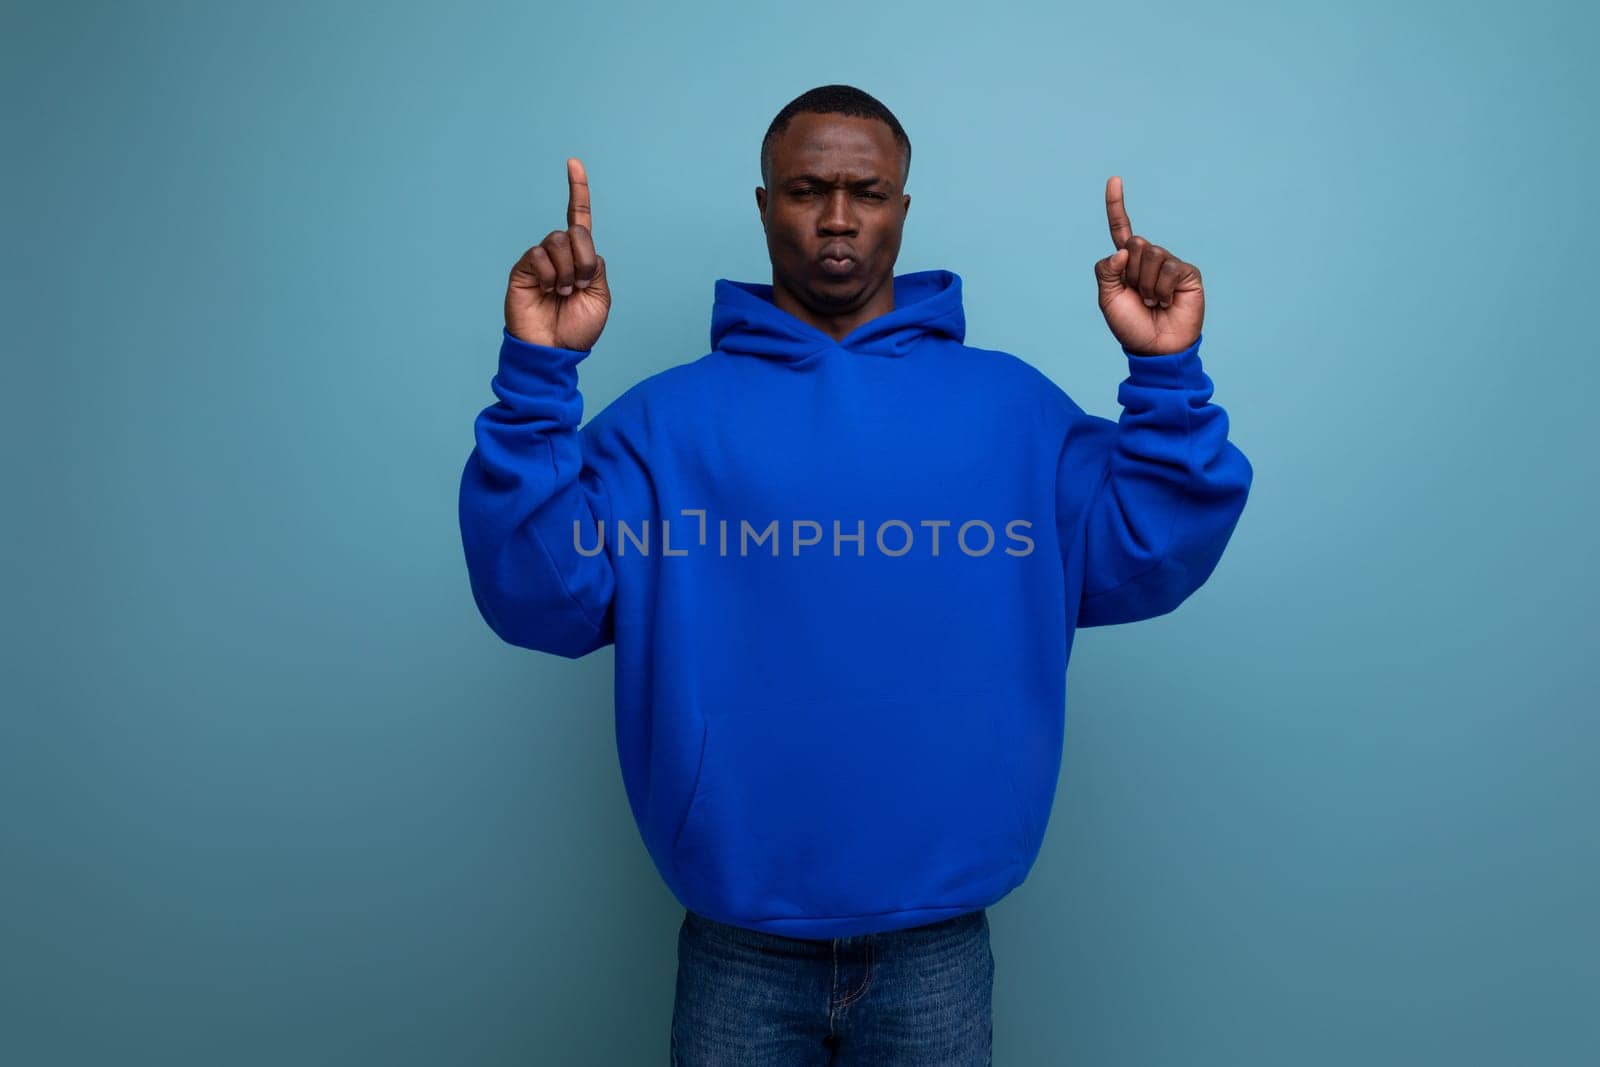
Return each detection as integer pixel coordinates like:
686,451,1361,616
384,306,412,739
578,252,611,297
1094,248,1129,295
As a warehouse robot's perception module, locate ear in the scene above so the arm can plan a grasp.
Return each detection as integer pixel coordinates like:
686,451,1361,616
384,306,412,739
902,193,911,218
755,186,766,223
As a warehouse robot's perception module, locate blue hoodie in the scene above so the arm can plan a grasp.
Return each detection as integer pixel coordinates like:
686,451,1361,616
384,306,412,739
459,268,1252,938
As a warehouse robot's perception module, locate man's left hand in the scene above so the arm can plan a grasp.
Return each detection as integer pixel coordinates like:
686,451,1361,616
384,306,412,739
1093,175,1204,356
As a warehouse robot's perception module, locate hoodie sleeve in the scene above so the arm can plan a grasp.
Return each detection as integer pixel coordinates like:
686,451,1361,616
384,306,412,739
1056,333,1253,628
458,328,617,658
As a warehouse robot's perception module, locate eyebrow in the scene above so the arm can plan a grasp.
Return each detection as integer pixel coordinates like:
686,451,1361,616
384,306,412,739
785,173,888,188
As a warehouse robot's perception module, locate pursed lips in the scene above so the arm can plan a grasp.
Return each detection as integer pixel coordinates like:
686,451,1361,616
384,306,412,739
818,243,857,267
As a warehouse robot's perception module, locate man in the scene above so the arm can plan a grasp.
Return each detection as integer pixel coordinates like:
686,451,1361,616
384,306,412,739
459,84,1251,1064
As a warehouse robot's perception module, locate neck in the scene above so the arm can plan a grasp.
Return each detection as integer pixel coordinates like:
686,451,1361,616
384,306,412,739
771,274,895,343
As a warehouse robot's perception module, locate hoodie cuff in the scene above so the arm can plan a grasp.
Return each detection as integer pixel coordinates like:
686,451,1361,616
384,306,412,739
1121,332,1205,388
495,326,593,396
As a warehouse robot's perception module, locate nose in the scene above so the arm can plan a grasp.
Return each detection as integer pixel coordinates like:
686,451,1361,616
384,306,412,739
817,189,858,236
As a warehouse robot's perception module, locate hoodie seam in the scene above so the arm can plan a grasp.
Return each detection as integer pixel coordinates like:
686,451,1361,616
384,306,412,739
720,898,1009,925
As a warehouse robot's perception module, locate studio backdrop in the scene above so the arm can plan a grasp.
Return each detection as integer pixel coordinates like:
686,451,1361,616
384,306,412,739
3,1,1595,1064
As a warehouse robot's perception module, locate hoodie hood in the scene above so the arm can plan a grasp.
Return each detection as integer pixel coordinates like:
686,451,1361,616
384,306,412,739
709,268,966,361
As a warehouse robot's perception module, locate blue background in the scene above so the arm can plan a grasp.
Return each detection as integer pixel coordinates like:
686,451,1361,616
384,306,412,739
4,1,1596,1063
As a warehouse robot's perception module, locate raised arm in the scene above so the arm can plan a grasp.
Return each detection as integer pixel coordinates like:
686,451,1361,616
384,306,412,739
1062,175,1252,627
1058,339,1252,628
458,158,618,657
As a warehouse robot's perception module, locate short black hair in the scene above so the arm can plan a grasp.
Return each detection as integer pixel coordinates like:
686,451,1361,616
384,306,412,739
760,84,911,189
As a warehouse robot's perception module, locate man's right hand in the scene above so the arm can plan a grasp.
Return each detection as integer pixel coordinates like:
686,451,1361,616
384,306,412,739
505,157,611,350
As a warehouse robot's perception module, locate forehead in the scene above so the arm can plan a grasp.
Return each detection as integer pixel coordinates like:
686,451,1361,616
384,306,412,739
770,113,900,178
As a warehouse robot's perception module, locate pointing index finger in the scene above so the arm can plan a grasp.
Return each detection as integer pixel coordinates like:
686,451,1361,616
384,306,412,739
567,157,592,234
1105,175,1132,250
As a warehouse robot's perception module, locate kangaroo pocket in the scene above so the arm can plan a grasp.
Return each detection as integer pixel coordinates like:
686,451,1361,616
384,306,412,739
669,691,1028,924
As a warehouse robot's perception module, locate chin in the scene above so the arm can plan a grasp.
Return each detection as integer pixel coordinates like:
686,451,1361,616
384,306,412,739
808,277,870,308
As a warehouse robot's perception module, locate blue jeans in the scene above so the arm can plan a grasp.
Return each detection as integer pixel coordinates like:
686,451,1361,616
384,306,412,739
670,907,993,1065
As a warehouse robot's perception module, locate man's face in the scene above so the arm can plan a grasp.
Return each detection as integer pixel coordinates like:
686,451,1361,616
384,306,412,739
756,113,910,315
